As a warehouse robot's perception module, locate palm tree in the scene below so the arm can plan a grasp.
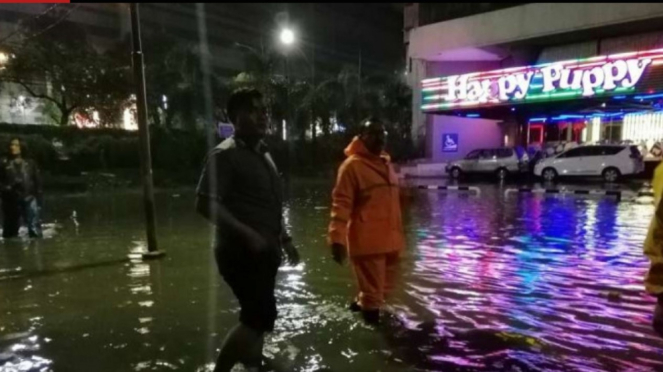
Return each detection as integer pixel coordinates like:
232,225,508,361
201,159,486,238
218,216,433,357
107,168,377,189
231,42,296,136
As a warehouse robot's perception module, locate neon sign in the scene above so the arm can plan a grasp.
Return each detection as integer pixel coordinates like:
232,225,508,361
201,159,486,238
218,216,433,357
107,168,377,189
421,48,663,112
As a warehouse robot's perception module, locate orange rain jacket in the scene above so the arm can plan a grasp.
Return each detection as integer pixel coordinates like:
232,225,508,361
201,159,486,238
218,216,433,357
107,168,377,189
328,137,405,257
645,163,663,294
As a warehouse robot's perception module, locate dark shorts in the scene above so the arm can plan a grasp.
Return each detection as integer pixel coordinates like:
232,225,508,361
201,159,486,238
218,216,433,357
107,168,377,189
216,244,281,333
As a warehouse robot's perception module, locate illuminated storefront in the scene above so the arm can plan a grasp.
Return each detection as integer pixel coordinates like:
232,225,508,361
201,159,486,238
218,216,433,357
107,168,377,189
420,47,663,160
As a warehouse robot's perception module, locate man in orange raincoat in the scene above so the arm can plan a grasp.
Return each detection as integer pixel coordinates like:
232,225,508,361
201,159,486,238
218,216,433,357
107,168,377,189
328,118,405,325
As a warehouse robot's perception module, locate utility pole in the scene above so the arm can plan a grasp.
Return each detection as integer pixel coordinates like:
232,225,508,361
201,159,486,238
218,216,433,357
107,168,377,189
285,55,294,177
130,3,164,259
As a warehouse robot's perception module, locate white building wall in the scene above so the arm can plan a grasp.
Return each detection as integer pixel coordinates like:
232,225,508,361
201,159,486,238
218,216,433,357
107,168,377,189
428,115,502,163
0,83,47,125
409,3,663,61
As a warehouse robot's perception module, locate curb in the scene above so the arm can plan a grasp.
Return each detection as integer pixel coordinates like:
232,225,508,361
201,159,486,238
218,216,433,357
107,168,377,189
505,188,630,202
414,185,481,195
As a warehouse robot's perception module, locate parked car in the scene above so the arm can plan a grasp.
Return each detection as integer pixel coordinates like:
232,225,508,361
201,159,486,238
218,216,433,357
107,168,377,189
447,147,527,180
533,145,644,182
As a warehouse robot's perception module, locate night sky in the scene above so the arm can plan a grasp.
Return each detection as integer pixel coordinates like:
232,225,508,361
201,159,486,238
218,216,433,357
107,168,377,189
139,3,405,78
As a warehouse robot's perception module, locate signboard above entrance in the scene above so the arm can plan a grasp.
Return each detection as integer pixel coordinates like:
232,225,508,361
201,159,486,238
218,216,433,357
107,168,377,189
421,48,663,112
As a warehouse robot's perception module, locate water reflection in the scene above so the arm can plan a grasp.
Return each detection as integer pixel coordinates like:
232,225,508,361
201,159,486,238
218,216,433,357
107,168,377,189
405,189,663,370
0,186,662,371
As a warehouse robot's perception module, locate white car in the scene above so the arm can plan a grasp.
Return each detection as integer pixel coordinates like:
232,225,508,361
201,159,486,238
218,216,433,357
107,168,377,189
534,145,644,182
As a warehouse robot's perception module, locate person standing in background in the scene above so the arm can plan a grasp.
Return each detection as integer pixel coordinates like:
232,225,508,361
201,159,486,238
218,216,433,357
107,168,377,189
1,138,42,239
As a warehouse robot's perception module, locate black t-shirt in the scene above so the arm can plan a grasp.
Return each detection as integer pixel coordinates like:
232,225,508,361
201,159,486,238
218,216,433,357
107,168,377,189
196,137,283,250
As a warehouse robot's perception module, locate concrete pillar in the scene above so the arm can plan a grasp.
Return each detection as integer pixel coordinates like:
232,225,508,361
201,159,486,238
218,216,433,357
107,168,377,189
408,58,427,157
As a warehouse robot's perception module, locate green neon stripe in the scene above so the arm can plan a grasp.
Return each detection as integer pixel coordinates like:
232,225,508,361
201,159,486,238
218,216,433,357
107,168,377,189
525,91,581,100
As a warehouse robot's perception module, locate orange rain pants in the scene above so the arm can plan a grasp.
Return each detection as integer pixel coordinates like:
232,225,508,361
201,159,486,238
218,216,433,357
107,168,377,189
352,251,401,310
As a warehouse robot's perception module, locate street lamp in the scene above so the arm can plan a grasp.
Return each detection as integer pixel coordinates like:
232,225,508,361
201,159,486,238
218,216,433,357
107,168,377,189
280,28,295,46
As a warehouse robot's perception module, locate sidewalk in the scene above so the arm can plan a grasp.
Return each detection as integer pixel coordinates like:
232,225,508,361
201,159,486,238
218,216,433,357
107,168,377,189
396,161,448,179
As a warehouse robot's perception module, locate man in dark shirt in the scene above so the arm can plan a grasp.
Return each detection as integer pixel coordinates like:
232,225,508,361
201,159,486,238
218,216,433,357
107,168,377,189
196,89,300,372
1,138,42,239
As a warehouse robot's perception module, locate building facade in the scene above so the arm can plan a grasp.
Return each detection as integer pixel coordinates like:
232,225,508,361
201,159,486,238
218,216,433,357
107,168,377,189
406,3,663,163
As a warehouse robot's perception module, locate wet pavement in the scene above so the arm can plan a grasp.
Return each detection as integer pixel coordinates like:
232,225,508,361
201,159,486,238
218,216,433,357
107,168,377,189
1,181,662,371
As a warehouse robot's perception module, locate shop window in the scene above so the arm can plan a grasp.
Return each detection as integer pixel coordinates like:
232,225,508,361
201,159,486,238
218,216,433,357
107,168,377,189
546,125,561,142
593,146,623,156
603,123,623,142
496,148,514,158
559,147,589,158
480,149,495,159
465,149,481,160
528,125,544,144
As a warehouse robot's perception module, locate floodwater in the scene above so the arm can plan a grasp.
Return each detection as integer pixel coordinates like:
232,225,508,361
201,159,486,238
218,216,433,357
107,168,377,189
1,182,662,372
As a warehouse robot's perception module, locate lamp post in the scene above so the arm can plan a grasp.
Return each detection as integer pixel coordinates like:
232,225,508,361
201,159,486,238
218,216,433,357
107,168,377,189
130,3,164,259
279,28,295,133
279,28,296,176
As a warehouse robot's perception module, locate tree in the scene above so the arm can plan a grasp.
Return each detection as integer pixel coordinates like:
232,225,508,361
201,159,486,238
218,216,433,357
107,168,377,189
231,43,286,129
142,30,231,130
5,11,130,126
298,69,413,159
85,39,133,128
377,74,414,161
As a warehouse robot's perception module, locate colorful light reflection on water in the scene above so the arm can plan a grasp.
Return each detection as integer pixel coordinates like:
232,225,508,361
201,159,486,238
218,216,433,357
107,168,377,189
0,185,661,371
403,187,662,370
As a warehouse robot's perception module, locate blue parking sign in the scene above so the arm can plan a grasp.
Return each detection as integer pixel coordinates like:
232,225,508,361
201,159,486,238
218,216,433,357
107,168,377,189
442,133,458,152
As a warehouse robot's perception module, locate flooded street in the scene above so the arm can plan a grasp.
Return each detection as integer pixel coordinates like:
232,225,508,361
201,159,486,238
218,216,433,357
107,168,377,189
1,182,662,371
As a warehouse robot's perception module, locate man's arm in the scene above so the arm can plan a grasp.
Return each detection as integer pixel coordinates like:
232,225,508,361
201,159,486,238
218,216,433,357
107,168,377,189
196,196,263,244
0,159,7,192
328,161,357,263
278,216,300,265
279,216,291,243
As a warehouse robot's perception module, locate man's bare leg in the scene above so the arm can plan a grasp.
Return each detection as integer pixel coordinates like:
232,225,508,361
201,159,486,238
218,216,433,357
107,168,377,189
244,333,265,371
213,323,263,372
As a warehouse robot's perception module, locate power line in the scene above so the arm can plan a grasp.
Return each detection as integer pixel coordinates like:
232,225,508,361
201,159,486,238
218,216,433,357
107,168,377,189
0,4,60,47
20,4,81,44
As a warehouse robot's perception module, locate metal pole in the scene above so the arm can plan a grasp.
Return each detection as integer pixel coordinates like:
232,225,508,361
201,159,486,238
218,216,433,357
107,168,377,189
285,55,294,176
130,3,163,259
